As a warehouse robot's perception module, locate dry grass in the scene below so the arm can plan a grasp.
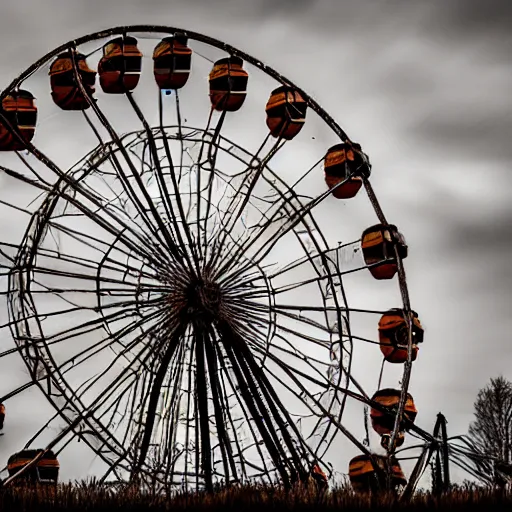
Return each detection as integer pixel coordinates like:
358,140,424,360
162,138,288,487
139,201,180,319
0,480,511,511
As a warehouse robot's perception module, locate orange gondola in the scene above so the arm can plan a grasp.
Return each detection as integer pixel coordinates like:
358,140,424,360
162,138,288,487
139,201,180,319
7,449,60,483
370,388,417,436
349,454,406,493
0,90,37,151
323,142,370,199
153,34,192,90
361,224,408,280
49,51,96,110
0,403,5,430
265,85,307,140
209,56,248,112
378,309,424,363
98,36,143,94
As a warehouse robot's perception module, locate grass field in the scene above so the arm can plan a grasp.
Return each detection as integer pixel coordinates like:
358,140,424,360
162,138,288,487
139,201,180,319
0,481,511,512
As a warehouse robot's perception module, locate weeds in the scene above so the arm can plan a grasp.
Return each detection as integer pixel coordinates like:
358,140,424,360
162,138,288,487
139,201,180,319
0,480,510,511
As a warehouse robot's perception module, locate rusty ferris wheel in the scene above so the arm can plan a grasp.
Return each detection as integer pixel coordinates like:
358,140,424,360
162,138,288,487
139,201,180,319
0,25,445,492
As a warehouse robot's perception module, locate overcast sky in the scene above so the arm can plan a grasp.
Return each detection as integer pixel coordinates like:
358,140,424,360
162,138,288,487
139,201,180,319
0,0,511,488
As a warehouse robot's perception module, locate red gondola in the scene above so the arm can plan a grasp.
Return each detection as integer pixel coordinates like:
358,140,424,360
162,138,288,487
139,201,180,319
0,90,37,151
378,309,424,363
370,388,417,436
7,449,60,484
153,34,192,90
49,51,96,110
324,142,369,199
361,224,407,280
209,57,248,112
349,454,406,493
265,85,307,140
98,36,143,94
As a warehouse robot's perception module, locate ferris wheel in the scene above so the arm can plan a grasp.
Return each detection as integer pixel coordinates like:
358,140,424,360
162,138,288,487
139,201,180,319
0,25,428,492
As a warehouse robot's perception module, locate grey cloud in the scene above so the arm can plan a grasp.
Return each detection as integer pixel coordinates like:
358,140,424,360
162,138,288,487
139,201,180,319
434,0,512,37
0,0,510,488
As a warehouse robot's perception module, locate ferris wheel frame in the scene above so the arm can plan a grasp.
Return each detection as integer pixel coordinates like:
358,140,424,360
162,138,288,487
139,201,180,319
0,24,429,492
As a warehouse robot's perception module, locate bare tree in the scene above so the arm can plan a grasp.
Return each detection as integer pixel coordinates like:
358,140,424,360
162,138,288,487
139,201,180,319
467,376,512,486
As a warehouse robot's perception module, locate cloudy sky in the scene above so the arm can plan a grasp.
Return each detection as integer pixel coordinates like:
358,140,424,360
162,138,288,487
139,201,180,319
0,0,511,488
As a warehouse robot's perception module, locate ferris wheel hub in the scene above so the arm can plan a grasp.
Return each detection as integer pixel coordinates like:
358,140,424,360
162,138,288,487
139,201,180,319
184,277,223,319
